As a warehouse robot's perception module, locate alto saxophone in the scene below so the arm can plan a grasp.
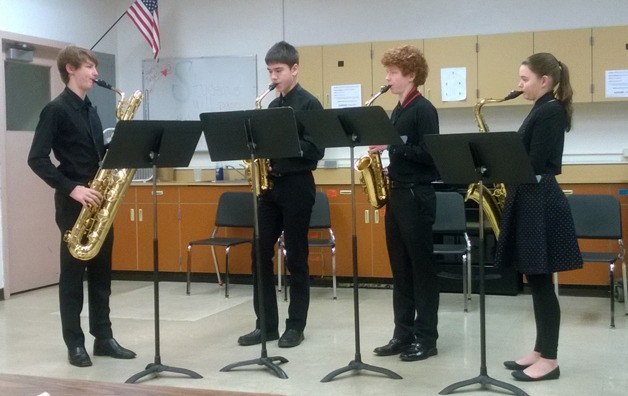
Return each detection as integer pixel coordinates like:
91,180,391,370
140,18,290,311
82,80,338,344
243,83,276,196
63,79,143,260
465,90,523,239
354,85,391,209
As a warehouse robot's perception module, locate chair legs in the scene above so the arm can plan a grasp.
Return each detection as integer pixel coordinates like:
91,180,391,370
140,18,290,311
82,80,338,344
185,244,228,298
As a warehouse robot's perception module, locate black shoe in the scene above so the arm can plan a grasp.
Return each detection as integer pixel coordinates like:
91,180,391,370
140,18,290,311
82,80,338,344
93,338,136,359
278,329,304,348
399,343,438,361
68,346,92,367
237,328,280,346
504,360,532,370
373,338,414,356
512,366,560,382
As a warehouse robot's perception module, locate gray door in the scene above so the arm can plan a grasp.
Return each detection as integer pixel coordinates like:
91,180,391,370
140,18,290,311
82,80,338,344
2,41,116,295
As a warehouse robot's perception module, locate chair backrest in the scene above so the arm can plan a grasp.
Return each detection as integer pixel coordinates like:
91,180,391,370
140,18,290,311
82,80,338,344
309,192,331,229
434,192,467,234
215,191,255,227
567,194,622,240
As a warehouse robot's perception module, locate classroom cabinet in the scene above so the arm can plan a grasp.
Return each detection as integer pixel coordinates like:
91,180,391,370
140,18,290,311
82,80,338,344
296,45,324,104
423,35,478,108
113,182,626,287
477,32,533,103
592,26,628,102
533,28,593,103
299,26,628,111
321,43,373,108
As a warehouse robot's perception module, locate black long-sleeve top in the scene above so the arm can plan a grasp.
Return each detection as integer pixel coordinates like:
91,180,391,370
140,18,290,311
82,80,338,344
518,92,567,175
387,90,440,184
27,87,105,195
268,83,325,175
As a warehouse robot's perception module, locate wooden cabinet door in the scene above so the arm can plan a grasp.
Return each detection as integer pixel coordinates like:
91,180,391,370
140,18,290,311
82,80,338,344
371,40,424,111
136,186,181,272
423,35,478,108
370,207,391,277
592,26,628,102
112,202,139,270
534,29,592,103
478,32,533,104
297,45,324,104
322,43,373,108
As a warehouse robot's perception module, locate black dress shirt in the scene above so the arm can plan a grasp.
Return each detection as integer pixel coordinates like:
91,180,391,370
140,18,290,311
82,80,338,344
267,83,325,175
518,92,567,175
28,87,105,195
388,90,440,184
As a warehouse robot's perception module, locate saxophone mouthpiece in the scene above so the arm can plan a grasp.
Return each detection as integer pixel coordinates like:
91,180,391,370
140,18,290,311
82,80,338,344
380,85,391,93
268,83,277,90
505,90,523,100
94,79,113,90
94,79,123,95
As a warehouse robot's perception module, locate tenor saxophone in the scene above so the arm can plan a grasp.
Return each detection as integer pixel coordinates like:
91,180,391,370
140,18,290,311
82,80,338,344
354,85,391,209
465,90,522,239
243,83,276,196
63,79,143,260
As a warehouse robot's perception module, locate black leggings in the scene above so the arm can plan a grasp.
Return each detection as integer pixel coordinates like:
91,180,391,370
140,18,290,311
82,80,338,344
527,273,560,360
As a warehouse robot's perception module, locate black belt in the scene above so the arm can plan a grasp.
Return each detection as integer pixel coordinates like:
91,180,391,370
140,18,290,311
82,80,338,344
389,180,430,189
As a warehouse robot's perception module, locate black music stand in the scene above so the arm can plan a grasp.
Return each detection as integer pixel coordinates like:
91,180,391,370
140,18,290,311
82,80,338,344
296,106,403,383
103,120,204,384
200,107,302,379
425,132,535,396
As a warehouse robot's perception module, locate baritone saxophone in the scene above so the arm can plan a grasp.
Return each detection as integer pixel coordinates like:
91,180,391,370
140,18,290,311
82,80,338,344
465,90,523,239
63,79,143,260
243,83,277,196
354,85,391,209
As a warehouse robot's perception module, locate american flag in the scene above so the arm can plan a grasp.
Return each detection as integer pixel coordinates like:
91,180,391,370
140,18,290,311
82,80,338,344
127,0,160,59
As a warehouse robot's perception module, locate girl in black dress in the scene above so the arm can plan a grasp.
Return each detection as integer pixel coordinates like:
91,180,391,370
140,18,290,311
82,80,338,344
494,53,583,382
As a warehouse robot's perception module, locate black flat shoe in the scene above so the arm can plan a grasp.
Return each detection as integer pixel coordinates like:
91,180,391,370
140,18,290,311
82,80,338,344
504,360,532,370
400,343,438,361
93,338,136,359
278,329,304,348
68,346,92,367
373,337,414,356
237,328,280,346
512,366,560,382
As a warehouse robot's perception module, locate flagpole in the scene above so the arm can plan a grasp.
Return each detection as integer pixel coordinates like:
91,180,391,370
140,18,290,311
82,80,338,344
91,11,128,51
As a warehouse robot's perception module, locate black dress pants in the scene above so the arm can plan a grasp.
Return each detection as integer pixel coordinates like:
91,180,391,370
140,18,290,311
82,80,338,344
252,172,315,333
55,191,113,349
385,184,439,346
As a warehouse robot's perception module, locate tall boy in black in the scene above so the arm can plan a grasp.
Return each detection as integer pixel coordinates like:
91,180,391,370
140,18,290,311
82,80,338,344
238,41,324,348
27,46,135,367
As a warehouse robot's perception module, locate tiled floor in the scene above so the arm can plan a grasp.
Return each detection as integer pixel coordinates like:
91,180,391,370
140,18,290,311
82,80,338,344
0,280,626,395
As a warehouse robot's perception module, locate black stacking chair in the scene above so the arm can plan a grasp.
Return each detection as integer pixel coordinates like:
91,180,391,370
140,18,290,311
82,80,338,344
278,191,337,300
186,191,254,298
565,194,625,328
434,191,473,312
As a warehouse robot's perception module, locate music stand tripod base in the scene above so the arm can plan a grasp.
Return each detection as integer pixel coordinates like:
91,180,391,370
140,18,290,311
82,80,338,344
321,358,402,383
220,355,289,379
126,360,203,384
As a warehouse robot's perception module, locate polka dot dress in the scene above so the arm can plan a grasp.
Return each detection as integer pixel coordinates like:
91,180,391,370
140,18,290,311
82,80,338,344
494,174,583,274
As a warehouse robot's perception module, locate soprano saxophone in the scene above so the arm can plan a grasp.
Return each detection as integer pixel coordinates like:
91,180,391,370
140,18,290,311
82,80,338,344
243,83,277,196
465,90,523,239
354,85,391,209
63,79,143,260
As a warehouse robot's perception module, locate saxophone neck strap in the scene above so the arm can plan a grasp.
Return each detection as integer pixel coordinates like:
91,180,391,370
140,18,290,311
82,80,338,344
401,90,422,108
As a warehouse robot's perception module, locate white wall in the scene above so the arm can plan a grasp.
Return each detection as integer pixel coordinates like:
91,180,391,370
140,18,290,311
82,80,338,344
2,0,628,291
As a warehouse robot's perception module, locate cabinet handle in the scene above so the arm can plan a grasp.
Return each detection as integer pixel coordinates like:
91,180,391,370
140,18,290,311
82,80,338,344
364,209,370,224
374,209,380,224
138,208,143,222
151,190,164,196
130,208,135,222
